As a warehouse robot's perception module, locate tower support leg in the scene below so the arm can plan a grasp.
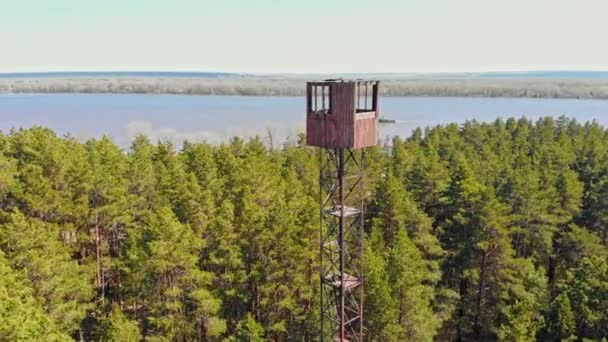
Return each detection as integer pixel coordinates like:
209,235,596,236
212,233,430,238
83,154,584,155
319,148,365,342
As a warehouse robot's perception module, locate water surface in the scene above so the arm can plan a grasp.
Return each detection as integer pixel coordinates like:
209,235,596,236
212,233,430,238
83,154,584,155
1,94,607,148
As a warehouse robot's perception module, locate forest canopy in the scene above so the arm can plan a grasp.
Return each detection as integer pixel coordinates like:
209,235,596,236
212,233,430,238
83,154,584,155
0,116,607,341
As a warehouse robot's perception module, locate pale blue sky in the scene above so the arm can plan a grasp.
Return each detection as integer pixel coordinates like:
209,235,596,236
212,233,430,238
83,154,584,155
1,0,607,73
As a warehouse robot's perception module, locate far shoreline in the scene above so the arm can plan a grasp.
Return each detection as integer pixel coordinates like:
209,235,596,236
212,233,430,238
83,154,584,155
2,76,608,100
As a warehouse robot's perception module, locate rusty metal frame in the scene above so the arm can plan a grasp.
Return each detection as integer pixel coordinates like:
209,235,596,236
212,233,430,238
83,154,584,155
320,148,365,342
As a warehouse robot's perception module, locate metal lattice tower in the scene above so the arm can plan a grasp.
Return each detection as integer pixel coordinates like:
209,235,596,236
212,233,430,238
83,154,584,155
319,148,365,341
305,80,380,341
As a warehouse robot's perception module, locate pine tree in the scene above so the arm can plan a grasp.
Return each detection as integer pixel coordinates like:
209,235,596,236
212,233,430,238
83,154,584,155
86,137,130,307
575,121,608,244
498,261,548,341
127,135,159,212
555,225,608,270
281,145,320,339
8,127,91,224
181,141,218,231
363,230,399,341
440,157,537,340
0,211,94,336
584,168,608,245
139,207,225,340
563,256,608,339
366,172,442,341
153,142,212,235
97,307,141,342
121,136,162,335
370,172,443,275
0,250,71,341
537,293,576,341
407,143,449,223
235,313,265,342
550,169,585,290
500,164,559,263
0,140,17,207
204,199,246,334
388,229,440,341
466,188,515,340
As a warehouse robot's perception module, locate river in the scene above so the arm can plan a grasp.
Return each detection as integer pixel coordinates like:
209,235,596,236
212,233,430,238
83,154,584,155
1,94,607,148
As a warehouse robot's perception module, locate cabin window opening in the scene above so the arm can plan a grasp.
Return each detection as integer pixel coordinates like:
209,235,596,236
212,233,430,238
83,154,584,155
356,82,375,113
311,84,331,114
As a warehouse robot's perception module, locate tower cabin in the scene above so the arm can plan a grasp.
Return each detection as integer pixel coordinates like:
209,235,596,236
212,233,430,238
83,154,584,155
306,80,379,149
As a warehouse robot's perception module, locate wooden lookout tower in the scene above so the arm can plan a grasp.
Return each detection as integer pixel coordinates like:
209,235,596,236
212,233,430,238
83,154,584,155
306,80,379,149
306,80,379,342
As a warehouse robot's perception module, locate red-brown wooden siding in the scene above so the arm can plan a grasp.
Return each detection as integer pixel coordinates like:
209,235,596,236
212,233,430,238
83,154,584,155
354,114,378,149
306,81,378,149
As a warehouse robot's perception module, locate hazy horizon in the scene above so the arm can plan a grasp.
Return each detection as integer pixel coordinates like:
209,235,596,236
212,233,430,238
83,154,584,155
4,69,608,78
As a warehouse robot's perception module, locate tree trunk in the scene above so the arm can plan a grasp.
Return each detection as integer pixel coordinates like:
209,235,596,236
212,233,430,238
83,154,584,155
95,215,104,302
548,256,557,297
456,277,468,342
474,252,487,340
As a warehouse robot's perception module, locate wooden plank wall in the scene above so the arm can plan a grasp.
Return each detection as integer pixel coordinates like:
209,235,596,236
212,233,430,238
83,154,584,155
306,82,356,148
354,115,378,149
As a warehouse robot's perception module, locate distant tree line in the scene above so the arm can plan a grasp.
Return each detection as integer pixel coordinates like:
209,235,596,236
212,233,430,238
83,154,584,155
2,77,608,99
0,116,607,341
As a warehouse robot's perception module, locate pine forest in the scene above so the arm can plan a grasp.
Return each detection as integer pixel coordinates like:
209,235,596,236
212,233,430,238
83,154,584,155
0,116,607,341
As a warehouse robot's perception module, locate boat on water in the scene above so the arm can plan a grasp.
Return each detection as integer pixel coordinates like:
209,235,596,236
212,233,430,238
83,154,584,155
379,117,396,123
